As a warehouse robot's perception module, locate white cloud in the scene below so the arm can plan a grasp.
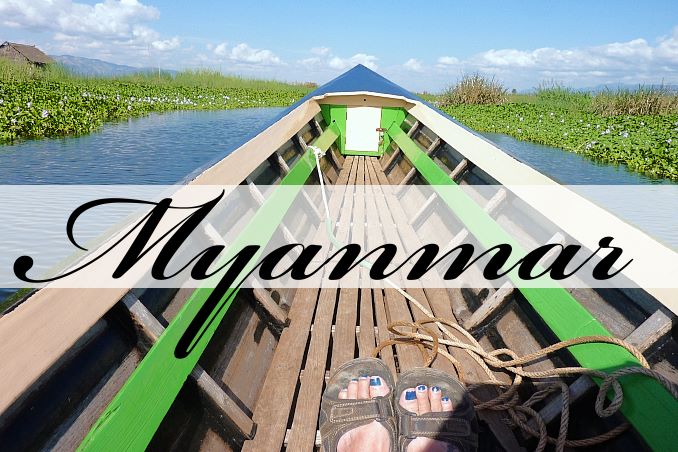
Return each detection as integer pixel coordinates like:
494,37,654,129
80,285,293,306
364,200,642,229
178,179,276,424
152,36,180,51
230,43,282,65
299,48,378,72
213,42,228,57
468,33,678,73
429,29,678,88
311,46,330,56
0,0,159,38
208,42,283,66
130,25,159,43
477,49,536,68
328,53,378,70
597,38,653,60
0,0,182,64
437,56,460,66
403,58,423,72
655,26,678,63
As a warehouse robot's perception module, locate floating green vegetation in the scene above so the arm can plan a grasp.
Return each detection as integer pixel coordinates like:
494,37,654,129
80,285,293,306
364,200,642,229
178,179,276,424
0,61,312,142
438,78,678,180
0,288,33,313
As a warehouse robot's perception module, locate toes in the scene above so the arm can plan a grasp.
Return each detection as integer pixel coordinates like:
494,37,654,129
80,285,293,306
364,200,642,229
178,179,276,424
399,387,419,414
357,375,370,399
429,386,443,412
441,396,453,412
338,388,348,400
369,376,389,398
347,379,358,399
416,385,431,414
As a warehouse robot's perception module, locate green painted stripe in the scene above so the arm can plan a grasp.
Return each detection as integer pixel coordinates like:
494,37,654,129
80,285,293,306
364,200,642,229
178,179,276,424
379,107,406,155
79,123,340,451
387,123,678,450
320,104,346,154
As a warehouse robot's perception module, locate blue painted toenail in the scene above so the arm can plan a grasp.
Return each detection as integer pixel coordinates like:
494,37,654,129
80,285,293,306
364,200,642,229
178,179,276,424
405,390,417,400
442,396,450,402
417,385,427,391
359,374,369,379
350,378,358,382
431,386,441,392
369,377,381,386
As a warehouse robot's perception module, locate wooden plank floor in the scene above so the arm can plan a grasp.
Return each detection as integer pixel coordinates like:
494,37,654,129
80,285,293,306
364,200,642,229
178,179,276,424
243,156,523,451
243,156,436,451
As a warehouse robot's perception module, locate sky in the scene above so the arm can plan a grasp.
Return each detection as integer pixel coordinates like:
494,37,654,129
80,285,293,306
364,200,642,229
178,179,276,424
1,0,678,92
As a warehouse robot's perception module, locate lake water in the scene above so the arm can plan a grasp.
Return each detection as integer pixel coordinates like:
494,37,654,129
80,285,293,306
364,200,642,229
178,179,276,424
0,109,675,301
0,108,284,184
0,108,283,301
481,132,676,185
481,132,677,251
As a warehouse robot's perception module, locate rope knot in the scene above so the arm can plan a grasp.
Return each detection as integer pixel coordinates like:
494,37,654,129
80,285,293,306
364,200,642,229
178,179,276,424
308,145,324,158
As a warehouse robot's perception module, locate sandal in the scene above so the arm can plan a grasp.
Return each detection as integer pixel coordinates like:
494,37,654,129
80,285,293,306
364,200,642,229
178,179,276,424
320,357,398,451
395,368,478,452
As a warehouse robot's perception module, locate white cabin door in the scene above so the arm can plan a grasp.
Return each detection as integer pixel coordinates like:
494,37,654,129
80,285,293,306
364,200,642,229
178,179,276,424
344,106,381,155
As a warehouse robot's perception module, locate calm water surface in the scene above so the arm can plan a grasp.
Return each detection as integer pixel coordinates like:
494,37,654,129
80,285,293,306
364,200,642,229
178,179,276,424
482,132,677,254
0,111,675,301
0,108,284,184
481,132,676,185
0,108,283,300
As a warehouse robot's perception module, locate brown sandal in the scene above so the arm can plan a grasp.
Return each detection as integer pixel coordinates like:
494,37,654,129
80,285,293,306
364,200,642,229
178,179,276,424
395,368,478,452
319,357,397,451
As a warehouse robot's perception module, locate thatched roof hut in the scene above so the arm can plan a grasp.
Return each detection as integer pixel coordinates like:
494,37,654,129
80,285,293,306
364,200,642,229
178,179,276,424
0,42,54,66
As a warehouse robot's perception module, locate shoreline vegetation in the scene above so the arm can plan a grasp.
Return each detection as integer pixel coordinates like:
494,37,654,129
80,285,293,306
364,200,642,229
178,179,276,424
1,61,676,180
0,60,313,142
434,74,678,180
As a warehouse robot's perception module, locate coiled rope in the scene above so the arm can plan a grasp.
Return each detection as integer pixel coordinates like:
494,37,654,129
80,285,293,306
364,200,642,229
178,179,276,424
310,149,678,452
373,316,677,451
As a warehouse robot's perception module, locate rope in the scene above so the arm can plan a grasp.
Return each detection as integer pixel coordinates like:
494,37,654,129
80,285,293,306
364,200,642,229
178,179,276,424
310,145,331,222
372,316,677,451
309,150,678,451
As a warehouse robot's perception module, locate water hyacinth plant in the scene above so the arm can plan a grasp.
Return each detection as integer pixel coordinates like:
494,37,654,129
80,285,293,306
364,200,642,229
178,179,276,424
0,60,311,142
439,78,678,180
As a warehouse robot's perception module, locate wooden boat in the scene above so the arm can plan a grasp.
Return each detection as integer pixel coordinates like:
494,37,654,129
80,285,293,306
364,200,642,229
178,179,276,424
0,65,676,451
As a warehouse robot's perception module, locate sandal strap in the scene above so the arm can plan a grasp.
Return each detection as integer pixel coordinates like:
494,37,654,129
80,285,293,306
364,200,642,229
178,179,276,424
320,396,397,452
327,396,394,423
398,412,471,438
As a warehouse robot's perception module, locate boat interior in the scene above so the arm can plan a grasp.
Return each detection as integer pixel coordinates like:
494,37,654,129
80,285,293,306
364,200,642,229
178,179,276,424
1,75,677,452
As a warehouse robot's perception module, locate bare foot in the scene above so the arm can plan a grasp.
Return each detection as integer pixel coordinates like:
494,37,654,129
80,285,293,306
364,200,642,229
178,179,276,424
399,384,458,452
336,375,391,452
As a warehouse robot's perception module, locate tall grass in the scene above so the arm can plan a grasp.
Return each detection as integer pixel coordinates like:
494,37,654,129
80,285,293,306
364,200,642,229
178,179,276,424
0,59,308,90
533,81,591,112
434,74,678,117
0,59,76,82
441,73,507,105
591,86,678,116
118,68,310,90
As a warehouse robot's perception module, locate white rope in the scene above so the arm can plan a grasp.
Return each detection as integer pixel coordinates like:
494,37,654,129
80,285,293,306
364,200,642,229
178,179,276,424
310,146,331,221
311,149,456,340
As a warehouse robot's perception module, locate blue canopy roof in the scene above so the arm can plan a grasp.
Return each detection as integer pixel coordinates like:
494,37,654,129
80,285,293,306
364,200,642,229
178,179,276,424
294,64,421,105
271,64,422,126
